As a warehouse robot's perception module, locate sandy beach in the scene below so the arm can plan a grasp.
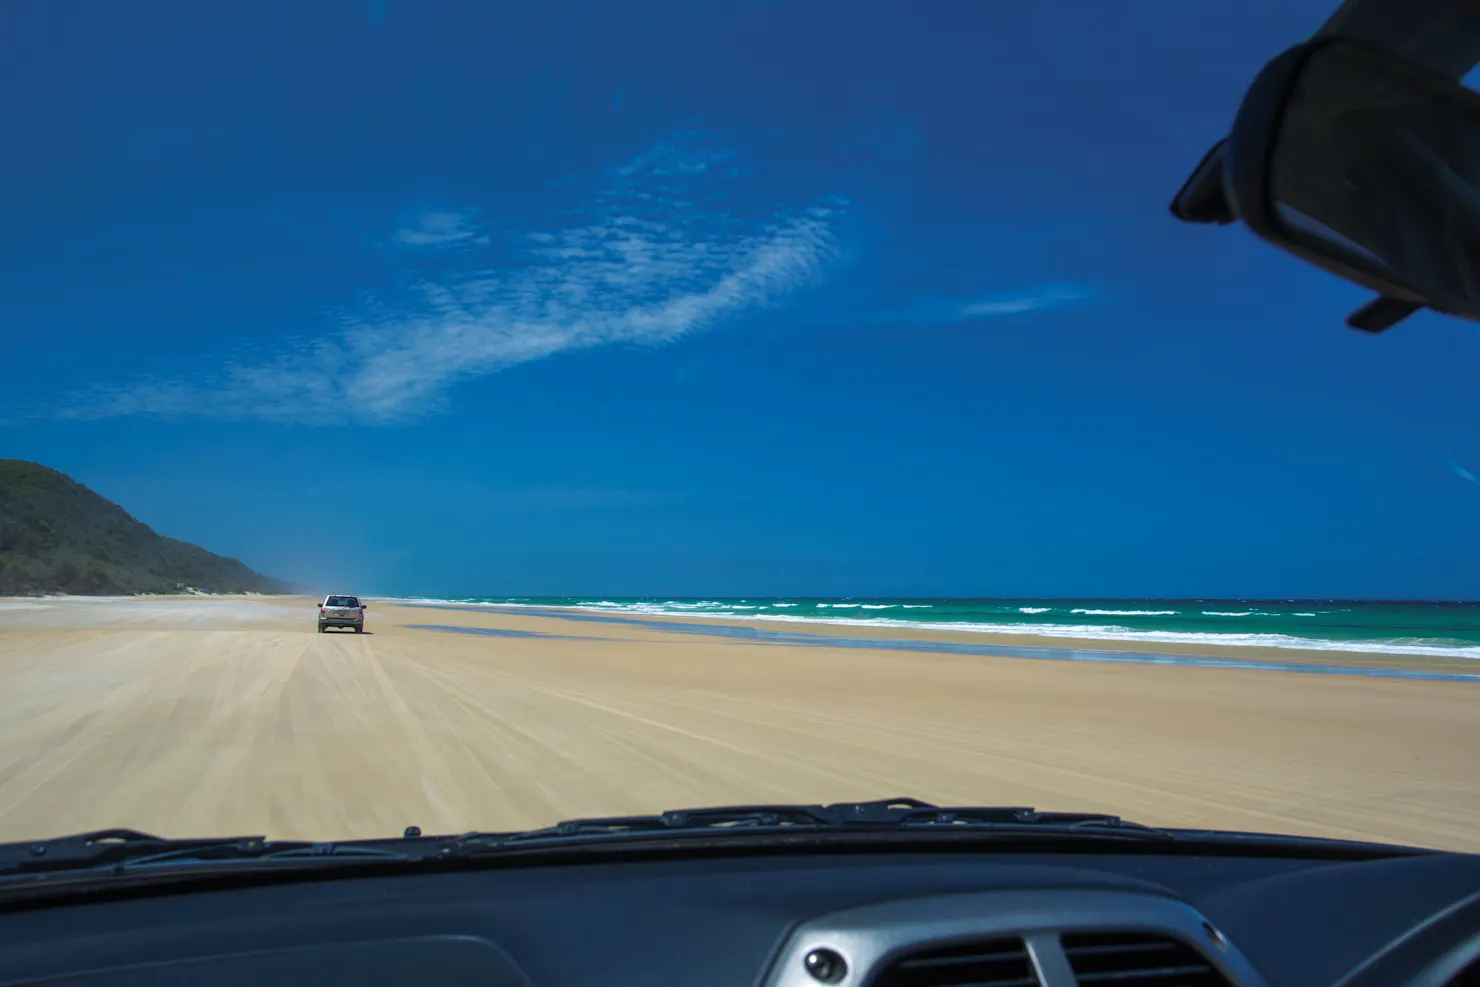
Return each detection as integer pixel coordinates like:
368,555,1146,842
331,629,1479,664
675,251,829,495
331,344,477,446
0,595,1475,850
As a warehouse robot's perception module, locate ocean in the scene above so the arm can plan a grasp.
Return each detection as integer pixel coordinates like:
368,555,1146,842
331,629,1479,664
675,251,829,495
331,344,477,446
404,598,1480,659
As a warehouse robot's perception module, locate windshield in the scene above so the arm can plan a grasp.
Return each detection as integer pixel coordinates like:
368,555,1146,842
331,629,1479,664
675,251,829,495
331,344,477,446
1,0,1477,859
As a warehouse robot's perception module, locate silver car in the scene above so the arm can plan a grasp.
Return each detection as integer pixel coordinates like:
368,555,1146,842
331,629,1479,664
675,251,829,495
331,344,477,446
317,595,366,633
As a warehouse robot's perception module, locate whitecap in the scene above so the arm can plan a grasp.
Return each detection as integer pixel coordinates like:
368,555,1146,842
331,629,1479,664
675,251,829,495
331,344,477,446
391,599,1480,658
1071,609,1177,616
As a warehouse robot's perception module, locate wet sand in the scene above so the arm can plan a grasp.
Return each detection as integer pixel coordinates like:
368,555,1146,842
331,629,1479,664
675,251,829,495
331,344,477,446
399,602,1480,680
0,595,1476,850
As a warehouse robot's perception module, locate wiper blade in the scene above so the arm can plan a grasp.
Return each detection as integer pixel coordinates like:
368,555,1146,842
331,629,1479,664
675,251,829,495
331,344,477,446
0,828,415,879
0,801,1169,880
0,802,1413,889
0,829,243,876
459,798,1174,847
897,807,1171,835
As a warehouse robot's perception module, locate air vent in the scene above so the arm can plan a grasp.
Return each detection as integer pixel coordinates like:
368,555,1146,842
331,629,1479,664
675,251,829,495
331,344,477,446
874,936,1038,987
1061,933,1230,987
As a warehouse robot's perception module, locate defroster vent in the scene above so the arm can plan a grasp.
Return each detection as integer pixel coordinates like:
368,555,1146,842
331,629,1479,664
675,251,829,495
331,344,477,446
1061,933,1230,987
873,936,1039,987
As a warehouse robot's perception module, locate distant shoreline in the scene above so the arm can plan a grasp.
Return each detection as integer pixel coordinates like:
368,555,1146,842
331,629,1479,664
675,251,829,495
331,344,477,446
386,596,1480,665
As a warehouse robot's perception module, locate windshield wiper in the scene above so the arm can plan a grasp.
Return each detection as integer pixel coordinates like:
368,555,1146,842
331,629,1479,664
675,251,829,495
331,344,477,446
0,799,1418,889
0,800,1170,881
0,828,417,879
456,798,1176,847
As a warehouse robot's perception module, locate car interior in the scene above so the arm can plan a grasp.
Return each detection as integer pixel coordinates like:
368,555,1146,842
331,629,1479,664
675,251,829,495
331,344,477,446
2,0,1478,986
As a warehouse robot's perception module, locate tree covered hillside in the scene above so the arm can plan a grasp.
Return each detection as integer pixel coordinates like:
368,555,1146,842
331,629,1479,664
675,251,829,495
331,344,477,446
0,460,294,596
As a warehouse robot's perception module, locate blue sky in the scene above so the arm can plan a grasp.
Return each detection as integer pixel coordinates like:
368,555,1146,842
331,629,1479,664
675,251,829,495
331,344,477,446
5,0,1480,598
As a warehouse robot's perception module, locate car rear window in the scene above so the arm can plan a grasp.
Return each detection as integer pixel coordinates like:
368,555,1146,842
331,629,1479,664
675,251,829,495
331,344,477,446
326,597,358,607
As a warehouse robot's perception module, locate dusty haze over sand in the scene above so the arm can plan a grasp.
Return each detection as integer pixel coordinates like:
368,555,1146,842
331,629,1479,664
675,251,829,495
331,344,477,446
0,595,1475,850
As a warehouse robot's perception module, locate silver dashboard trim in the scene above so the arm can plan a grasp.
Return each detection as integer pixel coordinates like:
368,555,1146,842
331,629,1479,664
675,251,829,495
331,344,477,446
759,889,1272,987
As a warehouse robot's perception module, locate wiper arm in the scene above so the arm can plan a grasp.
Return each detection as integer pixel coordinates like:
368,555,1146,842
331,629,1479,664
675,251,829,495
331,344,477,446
0,828,415,879
0,829,249,876
897,806,1170,834
460,798,1174,847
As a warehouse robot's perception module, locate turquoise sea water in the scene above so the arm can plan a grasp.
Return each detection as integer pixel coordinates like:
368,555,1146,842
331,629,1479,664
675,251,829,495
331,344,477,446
404,598,1480,658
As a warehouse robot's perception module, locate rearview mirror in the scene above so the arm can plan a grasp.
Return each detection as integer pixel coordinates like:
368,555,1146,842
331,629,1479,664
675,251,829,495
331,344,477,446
1225,38,1480,331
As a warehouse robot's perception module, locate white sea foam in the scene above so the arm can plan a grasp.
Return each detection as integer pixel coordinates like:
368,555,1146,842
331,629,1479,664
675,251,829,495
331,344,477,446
1203,611,1253,617
1071,609,1178,616
1018,607,1050,614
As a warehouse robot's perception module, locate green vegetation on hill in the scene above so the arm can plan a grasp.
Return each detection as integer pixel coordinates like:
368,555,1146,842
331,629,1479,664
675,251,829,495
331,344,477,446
0,459,295,596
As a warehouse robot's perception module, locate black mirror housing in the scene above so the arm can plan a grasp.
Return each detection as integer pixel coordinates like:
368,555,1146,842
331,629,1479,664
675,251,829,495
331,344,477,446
1224,37,1480,331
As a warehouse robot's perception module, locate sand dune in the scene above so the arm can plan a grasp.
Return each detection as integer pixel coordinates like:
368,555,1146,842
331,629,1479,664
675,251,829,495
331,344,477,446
0,596,1475,851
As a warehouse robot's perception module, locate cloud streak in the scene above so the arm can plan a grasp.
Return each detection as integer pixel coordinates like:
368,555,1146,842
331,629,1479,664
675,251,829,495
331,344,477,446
63,135,844,425
392,209,490,249
955,283,1092,319
834,282,1095,329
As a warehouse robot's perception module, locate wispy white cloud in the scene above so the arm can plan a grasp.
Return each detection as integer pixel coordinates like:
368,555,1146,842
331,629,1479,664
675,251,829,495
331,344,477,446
1450,461,1478,485
61,135,844,425
392,209,490,249
954,283,1094,320
834,282,1095,328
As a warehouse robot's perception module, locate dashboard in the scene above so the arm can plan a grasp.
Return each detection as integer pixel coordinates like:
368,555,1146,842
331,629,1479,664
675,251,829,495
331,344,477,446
0,849,1476,987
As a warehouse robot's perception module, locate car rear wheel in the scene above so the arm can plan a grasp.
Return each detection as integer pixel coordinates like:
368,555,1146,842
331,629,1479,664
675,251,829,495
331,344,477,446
354,624,363,633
